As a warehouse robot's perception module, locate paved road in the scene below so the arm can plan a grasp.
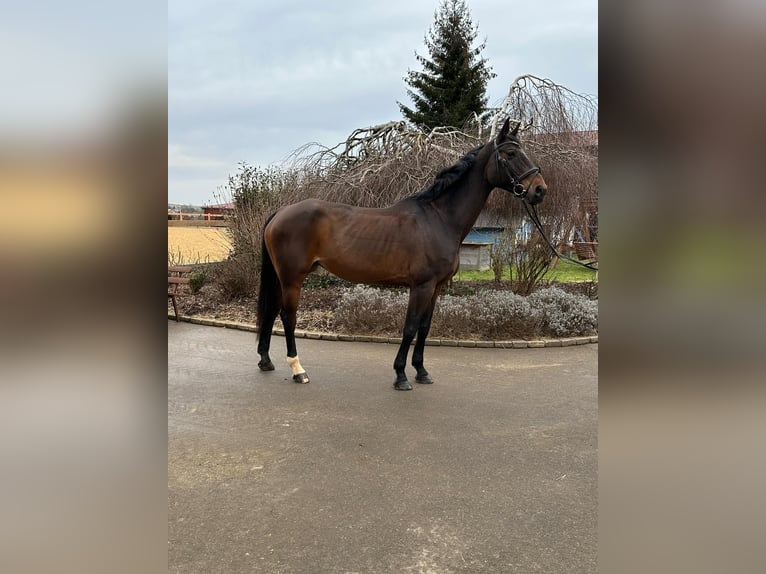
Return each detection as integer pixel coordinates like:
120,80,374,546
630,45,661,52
169,321,597,573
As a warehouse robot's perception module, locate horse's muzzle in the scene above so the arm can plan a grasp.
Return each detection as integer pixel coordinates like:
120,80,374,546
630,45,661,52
528,184,547,205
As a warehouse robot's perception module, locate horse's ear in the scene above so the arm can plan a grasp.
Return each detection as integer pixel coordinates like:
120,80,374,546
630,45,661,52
496,118,510,144
510,121,520,138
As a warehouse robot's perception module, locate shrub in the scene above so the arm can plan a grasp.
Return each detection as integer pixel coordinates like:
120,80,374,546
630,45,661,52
509,235,555,296
303,270,354,290
217,163,297,299
334,285,408,334
528,286,598,337
432,291,541,339
332,284,596,339
211,254,259,300
189,270,206,294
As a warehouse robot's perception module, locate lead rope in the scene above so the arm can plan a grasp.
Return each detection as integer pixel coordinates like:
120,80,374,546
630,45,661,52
522,201,599,271
495,140,598,270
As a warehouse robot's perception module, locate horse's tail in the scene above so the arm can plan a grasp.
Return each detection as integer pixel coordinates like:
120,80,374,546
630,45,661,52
257,212,281,335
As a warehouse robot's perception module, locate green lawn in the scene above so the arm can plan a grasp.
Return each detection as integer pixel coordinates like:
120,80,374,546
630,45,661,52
454,258,598,283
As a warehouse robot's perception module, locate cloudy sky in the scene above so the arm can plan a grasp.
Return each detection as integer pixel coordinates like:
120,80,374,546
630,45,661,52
169,0,597,205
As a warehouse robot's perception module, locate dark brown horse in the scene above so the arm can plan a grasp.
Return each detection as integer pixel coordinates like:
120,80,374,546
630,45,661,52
257,118,547,390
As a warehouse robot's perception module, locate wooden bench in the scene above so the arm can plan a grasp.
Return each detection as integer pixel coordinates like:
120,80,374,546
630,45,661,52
168,265,193,321
573,241,598,261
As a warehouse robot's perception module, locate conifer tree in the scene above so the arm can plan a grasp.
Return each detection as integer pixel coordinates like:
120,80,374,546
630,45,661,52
399,0,495,130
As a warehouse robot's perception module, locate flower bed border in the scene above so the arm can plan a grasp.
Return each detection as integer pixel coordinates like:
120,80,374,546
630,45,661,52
169,314,598,348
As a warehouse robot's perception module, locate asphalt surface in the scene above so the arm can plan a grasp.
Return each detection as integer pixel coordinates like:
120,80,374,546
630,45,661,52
168,321,597,573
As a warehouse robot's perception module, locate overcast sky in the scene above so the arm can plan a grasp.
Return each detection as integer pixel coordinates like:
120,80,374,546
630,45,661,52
168,0,597,205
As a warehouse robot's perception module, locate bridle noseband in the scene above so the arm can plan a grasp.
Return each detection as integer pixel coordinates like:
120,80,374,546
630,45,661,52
493,141,541,199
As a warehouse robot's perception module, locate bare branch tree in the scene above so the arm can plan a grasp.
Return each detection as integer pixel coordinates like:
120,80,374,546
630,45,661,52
224,76,597,296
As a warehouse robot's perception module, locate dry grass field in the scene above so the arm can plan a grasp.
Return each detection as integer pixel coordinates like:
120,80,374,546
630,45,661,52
168,226,232,264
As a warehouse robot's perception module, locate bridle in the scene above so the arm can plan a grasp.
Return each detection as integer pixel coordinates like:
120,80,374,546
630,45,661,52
492,139,598,270
493,140,542,199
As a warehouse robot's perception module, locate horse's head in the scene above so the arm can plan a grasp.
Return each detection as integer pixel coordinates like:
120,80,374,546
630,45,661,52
487,118,547,205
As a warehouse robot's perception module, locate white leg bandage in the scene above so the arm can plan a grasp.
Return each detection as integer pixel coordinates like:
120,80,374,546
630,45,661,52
286,356,306,376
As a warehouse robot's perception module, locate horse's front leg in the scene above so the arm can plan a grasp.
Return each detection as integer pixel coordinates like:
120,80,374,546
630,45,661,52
411,282,444,384
411,312,435,384
393,285,435,390
393,325,417,391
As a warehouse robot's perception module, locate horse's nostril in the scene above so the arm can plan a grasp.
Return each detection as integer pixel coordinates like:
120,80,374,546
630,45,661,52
536,185,547,197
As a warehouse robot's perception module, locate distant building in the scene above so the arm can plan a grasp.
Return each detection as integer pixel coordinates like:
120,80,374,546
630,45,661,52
459,242,493,271
202,202,235,217
459,213,535,271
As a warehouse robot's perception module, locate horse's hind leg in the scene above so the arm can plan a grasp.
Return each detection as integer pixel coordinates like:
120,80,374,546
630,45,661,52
257,298,280,371
281,282,310,384
257,246,282,371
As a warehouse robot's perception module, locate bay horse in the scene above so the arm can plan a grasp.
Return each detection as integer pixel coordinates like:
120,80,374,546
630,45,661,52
257,118,547,390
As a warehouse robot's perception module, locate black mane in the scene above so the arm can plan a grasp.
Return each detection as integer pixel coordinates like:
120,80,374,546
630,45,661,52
411,145,482,203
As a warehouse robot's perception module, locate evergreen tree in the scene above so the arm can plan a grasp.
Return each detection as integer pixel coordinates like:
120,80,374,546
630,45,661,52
398,0,495,130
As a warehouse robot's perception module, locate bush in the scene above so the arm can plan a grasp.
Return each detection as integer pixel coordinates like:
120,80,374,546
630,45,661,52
333,284,596,339
432,291,541,339
303,270,354,290
211,254,260,300
334,285,409,334
528,286,598,337
217,163,296,299
189,270,206,294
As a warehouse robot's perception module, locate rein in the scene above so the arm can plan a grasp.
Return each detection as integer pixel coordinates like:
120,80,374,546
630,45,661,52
522,201,599,271
493,139,598,271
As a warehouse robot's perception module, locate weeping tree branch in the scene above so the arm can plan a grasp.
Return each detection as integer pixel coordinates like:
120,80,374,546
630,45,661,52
488,74,598,140
226,76,597,294
281,75,598,244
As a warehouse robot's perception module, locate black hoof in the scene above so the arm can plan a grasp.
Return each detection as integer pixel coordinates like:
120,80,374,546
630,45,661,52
292,373,310,384
258,359,275,371
415,374,433,384
394,379,413,391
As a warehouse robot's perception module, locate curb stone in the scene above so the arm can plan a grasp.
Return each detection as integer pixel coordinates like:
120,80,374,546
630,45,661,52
169,314,598,347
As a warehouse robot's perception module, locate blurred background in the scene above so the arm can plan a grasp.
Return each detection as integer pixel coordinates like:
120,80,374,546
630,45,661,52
600,1,766,573
0,2,167,573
